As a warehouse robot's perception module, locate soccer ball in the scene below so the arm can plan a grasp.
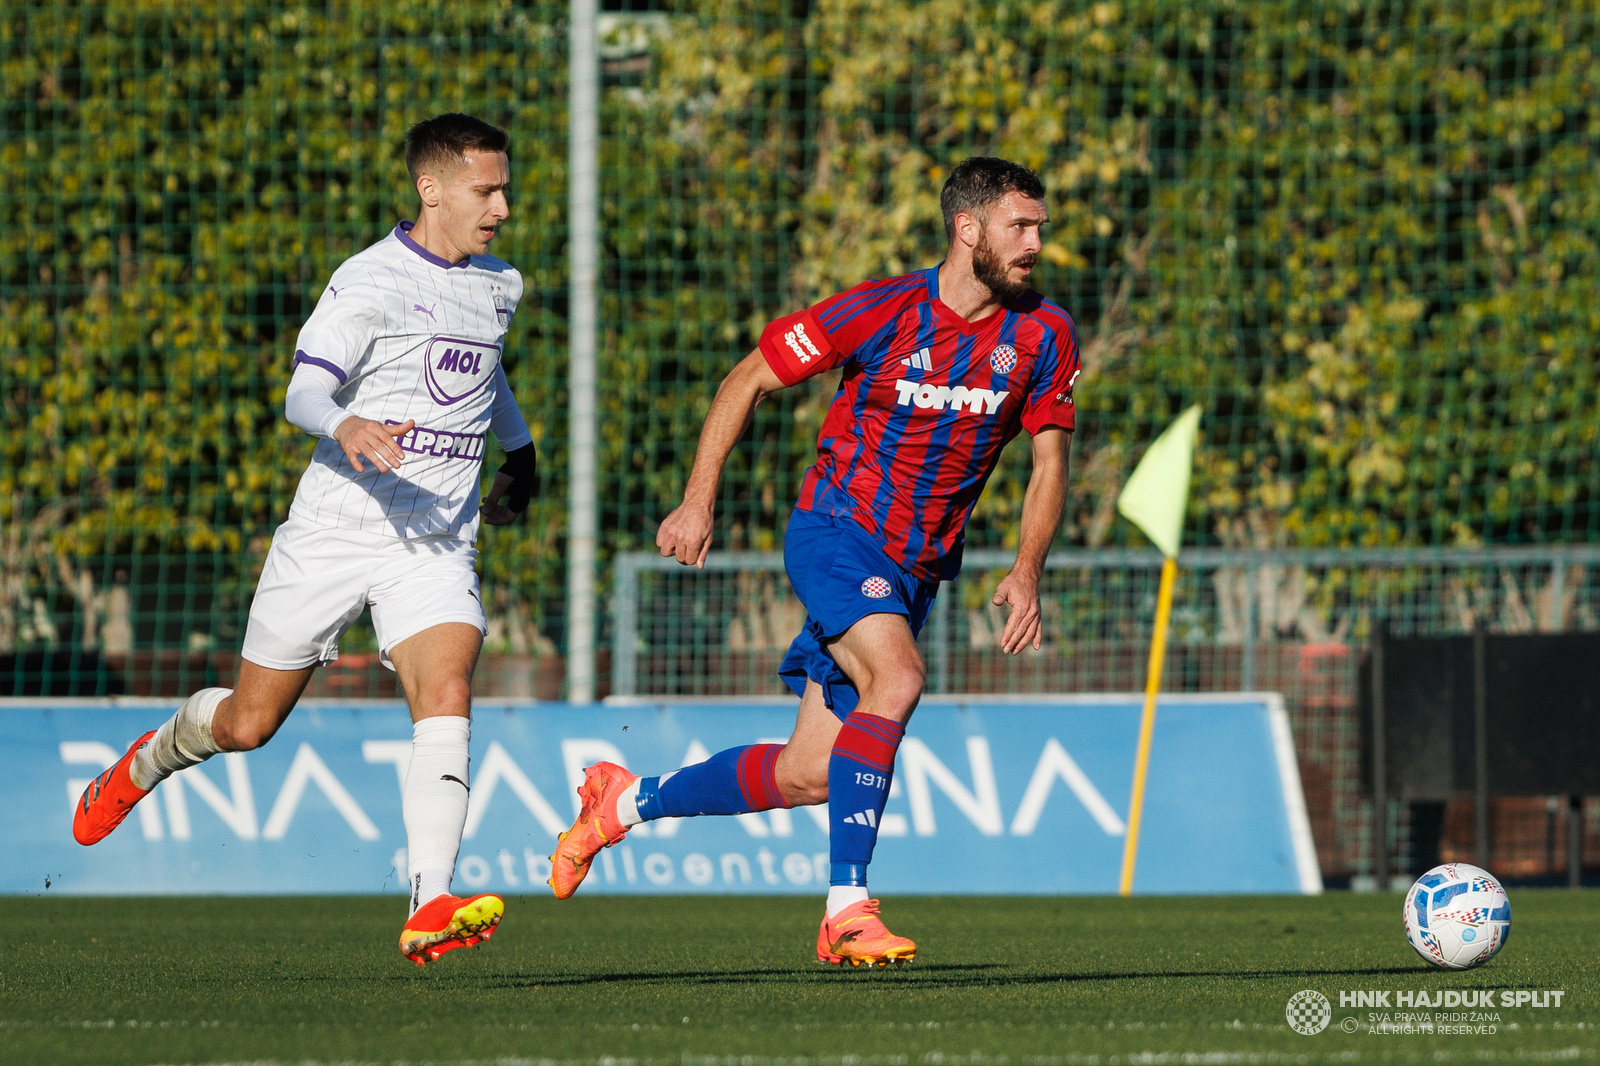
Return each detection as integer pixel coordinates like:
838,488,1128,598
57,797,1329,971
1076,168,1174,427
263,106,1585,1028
1402,863,1511,970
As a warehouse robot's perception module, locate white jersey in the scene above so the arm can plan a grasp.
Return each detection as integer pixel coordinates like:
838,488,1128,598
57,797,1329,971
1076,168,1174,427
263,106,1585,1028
287,222,526,541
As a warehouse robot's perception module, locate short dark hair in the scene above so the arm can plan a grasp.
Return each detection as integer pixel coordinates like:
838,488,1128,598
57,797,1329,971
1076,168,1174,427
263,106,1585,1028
940,157,1046,240
404,113,510,183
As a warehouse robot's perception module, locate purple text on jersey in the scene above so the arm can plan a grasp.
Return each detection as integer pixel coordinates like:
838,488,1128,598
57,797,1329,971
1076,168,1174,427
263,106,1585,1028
423,336,500,406
436,347,487,375
385,421,487,460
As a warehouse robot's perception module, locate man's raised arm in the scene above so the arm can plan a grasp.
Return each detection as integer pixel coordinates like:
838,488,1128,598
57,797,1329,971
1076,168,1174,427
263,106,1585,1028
655,349,788,568
991,426,1072,654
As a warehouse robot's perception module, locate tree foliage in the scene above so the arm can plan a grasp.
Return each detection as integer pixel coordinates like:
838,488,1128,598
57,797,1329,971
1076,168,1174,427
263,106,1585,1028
2,0,1597,653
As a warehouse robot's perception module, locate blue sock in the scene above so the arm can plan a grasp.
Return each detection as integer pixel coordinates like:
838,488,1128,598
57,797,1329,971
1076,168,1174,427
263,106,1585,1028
828,711,906,885
635,743,790,820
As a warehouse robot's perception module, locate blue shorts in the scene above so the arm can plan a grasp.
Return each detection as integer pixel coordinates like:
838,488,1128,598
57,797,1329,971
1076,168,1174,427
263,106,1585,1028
778,508,940,721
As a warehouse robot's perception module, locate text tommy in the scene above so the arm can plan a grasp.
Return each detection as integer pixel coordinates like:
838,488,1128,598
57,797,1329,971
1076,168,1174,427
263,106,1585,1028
894,379,1009,414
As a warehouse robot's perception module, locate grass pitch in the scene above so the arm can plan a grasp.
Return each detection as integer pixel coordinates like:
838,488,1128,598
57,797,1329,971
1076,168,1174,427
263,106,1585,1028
0,892,1594,1065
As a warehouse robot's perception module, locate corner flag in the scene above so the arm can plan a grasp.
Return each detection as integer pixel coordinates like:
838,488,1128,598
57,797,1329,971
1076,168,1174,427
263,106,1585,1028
1115,404,1200,896
1116,404,1201,559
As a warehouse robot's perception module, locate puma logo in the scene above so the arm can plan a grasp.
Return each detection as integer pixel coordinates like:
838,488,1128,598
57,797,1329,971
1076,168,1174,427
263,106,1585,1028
413,302,438,321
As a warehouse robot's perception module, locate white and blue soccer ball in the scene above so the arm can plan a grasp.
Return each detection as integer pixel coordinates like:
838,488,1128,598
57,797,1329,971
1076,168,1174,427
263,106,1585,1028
1403,862,1511,970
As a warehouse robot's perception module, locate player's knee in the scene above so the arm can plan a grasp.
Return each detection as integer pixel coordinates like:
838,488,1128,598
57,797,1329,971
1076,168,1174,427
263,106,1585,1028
213,707,281,752
419,676,473,718
774,749,828,807
866,657,925,715
777,769,828,807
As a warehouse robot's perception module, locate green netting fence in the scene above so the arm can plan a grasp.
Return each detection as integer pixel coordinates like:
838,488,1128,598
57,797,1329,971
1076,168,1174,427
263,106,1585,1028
5,0,1600,701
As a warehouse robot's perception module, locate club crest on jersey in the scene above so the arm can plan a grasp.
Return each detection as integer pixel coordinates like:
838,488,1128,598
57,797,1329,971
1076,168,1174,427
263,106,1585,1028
423,336,500,406
493,291,511,326
861,576,892,599
990,344,1017,374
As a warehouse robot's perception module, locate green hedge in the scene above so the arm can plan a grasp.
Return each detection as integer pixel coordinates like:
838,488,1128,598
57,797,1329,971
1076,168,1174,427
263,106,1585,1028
3,0,1597,654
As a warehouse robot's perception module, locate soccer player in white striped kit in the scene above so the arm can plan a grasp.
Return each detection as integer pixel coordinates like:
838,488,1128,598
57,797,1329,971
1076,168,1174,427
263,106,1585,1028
72,113,539,966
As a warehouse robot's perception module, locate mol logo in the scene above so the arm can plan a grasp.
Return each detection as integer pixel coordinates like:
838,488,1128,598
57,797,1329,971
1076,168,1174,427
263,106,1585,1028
423,336,500,406
894,379,1008,415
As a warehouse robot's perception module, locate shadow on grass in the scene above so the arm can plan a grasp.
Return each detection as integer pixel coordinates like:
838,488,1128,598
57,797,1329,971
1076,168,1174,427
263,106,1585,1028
477,963,1428,991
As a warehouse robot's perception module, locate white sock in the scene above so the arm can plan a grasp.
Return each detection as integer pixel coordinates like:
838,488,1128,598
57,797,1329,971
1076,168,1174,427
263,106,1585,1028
827,884,870,917
129,688,228,791
404,716,472,915
411,869,453,913
616,777,643,827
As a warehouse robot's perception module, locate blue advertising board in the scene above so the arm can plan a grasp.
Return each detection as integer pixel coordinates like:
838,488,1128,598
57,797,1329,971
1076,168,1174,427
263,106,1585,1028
3,694,1320,896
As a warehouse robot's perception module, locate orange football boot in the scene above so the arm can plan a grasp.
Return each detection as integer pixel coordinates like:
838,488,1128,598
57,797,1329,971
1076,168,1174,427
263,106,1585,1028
399,893,504,966
548,761,635,899
72,731,157,845
816,898,917,967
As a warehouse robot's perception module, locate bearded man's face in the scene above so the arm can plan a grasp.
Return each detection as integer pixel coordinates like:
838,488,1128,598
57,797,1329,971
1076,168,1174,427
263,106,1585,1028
969,194,1043,301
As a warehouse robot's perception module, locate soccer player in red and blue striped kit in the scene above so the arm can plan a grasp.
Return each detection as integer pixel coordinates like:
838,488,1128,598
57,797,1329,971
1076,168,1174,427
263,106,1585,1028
550,158,1080,966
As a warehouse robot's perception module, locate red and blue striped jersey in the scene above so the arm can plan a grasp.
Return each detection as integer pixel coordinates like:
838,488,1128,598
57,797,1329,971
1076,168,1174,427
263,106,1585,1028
759,265,1080,581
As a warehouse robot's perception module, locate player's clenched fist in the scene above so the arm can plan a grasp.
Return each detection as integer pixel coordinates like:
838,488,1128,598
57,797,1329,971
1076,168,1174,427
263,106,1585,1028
333,416,414,474
481,443,539,526
656,501,714,569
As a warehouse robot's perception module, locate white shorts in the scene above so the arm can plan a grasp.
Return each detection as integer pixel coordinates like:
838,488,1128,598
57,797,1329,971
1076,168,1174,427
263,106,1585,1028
241,515,486,672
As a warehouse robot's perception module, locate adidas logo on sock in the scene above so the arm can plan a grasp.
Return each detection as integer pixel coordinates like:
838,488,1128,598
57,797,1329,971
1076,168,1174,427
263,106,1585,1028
844,809,878,827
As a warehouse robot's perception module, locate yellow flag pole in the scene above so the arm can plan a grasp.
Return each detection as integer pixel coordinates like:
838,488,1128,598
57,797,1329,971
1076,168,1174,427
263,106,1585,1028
1118,554,1177,896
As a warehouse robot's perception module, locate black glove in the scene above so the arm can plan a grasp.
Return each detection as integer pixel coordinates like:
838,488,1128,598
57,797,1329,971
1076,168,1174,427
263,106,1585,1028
499,443,540,513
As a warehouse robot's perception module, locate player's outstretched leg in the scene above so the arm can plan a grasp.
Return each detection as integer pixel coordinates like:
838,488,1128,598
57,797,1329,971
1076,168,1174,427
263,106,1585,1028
396,715,502,964
75,662,314,845
389,626,499,966
549,743,793,899
73,687,230,845
811,616,921,967
815,709,916,966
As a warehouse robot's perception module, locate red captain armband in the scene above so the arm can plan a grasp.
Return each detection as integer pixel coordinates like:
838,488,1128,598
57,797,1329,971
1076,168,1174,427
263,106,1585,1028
757,309,840,385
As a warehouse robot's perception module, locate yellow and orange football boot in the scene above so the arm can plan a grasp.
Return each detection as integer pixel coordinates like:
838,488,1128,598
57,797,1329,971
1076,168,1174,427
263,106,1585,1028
548,761,635,899
816,898,917,967
399,893,504,966
72,731,157,846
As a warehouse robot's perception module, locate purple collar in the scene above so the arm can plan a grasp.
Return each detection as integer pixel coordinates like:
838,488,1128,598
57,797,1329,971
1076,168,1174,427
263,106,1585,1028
395,221,470,269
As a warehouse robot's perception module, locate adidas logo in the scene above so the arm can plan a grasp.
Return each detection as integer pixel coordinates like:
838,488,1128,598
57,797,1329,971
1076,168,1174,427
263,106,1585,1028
899,346,933,372
843,809,878,827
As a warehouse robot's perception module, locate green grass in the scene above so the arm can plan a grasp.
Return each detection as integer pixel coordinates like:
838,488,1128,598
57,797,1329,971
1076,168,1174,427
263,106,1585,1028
0,893,1595,1065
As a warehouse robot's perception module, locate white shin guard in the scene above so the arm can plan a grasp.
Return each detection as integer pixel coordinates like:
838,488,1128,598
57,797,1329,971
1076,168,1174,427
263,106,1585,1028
404,716,472,914
129,687,229,791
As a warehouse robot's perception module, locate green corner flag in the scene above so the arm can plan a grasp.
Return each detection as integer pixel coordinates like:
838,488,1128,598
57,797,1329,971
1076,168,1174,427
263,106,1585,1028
1116,405,1201,559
